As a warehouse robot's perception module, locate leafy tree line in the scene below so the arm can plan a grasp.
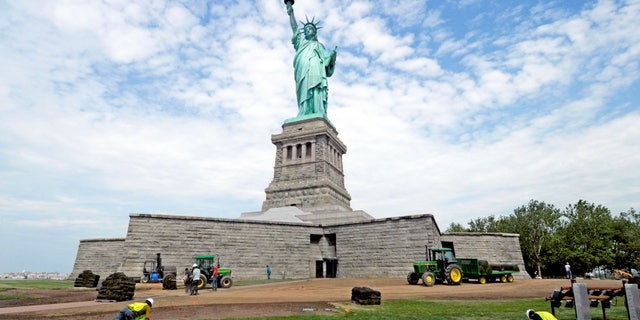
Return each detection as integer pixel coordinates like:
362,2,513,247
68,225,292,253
446,200,640,278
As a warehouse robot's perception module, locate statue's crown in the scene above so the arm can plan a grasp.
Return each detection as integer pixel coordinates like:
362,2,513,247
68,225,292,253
300,16,321,30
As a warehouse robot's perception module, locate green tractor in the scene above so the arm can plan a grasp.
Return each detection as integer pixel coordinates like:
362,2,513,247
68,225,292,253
407,247,463,286
192,255,233,289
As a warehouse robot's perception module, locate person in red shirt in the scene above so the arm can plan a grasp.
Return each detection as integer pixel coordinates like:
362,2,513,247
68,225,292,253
211,264,219,291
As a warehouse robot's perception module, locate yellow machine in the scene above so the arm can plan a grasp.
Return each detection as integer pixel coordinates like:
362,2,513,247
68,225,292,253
613,269,634,279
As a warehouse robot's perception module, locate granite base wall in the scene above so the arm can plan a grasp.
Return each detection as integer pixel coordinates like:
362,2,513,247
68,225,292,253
324,215,442,278
70,214,529,281
116,214,324,281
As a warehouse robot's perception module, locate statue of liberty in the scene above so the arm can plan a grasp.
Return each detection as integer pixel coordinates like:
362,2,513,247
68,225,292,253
285,1,337,120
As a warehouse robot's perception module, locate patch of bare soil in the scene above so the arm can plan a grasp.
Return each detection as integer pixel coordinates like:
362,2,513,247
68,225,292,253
0,278,624,320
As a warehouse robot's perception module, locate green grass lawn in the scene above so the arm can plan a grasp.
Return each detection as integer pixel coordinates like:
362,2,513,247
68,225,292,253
0,279,74,291
0,279,75,301
225,297,632,320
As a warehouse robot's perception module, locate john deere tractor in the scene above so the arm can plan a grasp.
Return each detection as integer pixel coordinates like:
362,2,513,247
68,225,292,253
407,247,463,286
192,255,233,289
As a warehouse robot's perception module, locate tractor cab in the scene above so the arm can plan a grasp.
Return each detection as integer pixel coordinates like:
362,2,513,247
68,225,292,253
429,247,457,273
142,260,160,282
195,255,216,273
142,253,164,283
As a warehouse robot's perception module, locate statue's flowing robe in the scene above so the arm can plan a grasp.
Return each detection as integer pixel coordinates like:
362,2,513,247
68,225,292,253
292,31,335,117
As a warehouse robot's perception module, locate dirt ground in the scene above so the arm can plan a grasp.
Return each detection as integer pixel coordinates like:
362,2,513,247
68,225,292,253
0,278,625,319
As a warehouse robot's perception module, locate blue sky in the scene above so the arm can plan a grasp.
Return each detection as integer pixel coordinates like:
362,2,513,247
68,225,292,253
1,0,638,273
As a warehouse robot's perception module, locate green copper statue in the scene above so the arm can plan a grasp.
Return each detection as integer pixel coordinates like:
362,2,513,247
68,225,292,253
285,1,337,120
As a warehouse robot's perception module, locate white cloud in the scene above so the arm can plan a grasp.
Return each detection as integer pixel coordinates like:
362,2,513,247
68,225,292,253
394,57,442,76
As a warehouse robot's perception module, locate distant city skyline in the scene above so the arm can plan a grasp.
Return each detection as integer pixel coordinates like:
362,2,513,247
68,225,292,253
1,271,69,280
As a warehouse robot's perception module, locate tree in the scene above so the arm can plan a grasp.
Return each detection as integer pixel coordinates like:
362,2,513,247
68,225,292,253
446,222,467,232
555,200,614,277
503,200,560,277
610,208,640,271
445,200,637,278
467,215,501,232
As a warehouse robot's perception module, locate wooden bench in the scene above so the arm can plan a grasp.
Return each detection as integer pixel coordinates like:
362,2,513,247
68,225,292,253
546,283,624,320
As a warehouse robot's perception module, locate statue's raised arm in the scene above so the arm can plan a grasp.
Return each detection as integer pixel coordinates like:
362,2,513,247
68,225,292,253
286,2,297,34
284,0,337,120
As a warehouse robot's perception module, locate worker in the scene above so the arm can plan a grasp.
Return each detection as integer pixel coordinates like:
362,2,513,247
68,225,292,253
211,264,219,291
112,298,153,320
526,309,557,320
183,267,192,294
565,262,572,279
191,263,201,295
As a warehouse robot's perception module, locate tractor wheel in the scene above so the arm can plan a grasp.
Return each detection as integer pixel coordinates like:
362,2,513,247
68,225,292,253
196,275,207,289
500,275,507,283
220,276,233,288
422,272,436,287
479,276,487,284
141,275,149,283
445,264,463,285
407,272,420,285
507,274,514,283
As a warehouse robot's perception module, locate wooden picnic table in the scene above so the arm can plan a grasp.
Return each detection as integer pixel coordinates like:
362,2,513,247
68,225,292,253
546,284,624,320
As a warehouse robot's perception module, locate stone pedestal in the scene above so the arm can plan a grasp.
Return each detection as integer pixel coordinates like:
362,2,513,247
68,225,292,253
262,117,352,214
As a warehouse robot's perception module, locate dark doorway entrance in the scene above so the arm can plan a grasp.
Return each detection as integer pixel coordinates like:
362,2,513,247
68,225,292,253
324,258,338,278
315,260,324,278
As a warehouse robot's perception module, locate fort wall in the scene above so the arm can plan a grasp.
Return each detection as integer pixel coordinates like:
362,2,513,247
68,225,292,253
115,214,323,281
70,238,125,280
70,214,530,281
324,214,442,278
441,232,530,279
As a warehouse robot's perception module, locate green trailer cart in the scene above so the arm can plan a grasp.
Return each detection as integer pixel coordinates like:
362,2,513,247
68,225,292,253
457,258,518,284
